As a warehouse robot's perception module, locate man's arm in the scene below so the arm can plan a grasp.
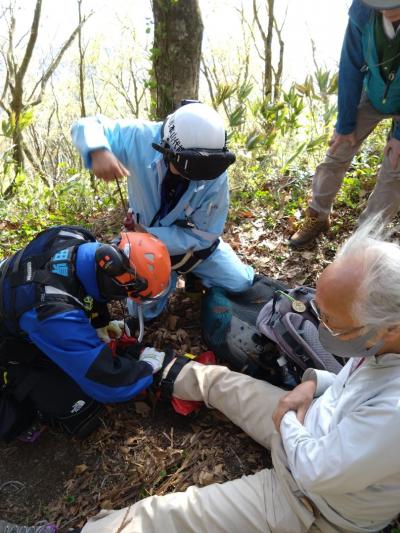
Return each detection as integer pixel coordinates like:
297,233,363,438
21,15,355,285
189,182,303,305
280,403,400,495
19,306,154,403
272,380,317,430
71,115,127,170
301,368,336,397
272,368,337,430
335,16,365,136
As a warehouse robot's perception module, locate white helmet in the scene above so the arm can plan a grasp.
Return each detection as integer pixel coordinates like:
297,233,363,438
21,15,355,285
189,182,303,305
152,102,236,181
163,103,226,151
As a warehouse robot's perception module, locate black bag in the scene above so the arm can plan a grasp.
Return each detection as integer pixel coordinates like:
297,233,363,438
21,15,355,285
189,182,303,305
0,337,43,442
0,390,35,442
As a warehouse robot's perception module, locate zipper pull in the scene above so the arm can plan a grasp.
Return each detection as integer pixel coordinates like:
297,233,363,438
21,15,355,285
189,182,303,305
383,72,395,104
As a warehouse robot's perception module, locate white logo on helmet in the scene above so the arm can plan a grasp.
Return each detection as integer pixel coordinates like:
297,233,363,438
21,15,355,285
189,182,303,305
166,114,184,152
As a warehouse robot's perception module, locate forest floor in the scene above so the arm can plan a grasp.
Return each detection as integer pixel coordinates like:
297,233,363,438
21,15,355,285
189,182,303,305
0,201,398,532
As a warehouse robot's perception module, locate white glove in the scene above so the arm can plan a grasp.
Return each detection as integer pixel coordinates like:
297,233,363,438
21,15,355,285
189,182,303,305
139,347,165,374
96,320,130,343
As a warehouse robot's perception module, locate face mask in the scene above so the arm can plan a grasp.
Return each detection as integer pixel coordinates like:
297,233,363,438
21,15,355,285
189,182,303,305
318,325,385,358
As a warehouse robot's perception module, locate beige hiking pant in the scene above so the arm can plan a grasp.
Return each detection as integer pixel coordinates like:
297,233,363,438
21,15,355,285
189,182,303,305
81,363,343,533
310,96,400,222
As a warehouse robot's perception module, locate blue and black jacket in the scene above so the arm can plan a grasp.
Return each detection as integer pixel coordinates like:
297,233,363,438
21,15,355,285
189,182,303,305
0,226,153,403
338,0,400,139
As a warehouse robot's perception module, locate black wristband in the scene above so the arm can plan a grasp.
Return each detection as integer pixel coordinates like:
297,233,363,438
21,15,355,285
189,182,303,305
159,356,192,400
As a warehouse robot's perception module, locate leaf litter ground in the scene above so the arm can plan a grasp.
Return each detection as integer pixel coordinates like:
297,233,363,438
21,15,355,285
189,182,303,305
1,204,399,531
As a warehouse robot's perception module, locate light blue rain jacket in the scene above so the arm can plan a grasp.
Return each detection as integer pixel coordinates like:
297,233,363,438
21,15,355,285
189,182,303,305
71,116,253,318
71,116,228,255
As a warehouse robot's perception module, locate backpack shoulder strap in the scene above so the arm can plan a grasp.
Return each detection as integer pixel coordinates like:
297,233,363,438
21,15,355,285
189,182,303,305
1,226,96,325
257,285,343,376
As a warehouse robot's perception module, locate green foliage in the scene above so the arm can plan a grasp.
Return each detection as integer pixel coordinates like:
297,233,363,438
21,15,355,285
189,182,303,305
0,166,119,256
1,109,35,139
223,62,387,221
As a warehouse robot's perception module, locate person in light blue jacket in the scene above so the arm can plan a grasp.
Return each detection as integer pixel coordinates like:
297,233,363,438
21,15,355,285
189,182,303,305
290,0,400,248
71,102,254,319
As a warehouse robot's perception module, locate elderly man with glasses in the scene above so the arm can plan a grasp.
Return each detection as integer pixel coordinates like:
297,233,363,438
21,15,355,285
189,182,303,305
77,220,400,533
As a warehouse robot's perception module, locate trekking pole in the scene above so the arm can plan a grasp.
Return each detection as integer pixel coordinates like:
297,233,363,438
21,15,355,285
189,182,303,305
115,176,128,215
115,177,136,231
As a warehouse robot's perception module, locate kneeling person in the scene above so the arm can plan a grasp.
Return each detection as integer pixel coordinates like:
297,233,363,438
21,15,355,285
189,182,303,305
71,102,254,320
0,226,170,441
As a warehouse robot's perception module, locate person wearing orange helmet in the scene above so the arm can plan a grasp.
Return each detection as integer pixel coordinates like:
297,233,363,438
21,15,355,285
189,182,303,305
0,225,170,442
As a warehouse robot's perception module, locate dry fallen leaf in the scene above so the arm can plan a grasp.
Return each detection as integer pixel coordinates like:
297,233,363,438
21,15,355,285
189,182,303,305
198,470,215,486
300,251,314,260
74,464,88,475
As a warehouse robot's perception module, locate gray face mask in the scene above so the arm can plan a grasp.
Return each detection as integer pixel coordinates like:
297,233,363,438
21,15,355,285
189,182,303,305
318,325,385,358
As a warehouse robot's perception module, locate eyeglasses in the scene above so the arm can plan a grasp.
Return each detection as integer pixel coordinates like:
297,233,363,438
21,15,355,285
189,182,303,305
309,299,366,337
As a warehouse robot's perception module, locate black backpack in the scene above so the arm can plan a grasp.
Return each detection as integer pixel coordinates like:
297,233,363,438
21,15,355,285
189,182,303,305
0,337,46,442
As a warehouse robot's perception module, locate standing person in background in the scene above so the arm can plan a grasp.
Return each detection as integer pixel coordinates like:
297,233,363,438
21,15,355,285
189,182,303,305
71,102,254,320
290,0,400,248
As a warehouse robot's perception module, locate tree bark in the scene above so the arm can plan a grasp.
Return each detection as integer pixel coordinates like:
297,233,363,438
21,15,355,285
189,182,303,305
0,0,89,194
253,0,285,103
77,0,87,118
152,0,204,119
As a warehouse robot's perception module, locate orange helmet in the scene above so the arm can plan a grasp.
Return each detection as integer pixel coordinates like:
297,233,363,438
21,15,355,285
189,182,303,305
95,232,171,302
117,232,171,301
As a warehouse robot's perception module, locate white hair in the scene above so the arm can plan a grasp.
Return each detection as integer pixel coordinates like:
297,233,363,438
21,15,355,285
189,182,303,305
336,216,400,328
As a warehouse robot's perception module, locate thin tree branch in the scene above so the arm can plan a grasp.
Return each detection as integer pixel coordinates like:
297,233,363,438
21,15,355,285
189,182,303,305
16,0,42,85
28,13,91,107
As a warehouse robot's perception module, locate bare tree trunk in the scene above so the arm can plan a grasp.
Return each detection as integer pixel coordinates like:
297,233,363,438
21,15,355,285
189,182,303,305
152,0,204,119
0,0,90,196
76,0,97,191
77,0,87,118
9,0,42,174
273,16,285,102
253,0,285,103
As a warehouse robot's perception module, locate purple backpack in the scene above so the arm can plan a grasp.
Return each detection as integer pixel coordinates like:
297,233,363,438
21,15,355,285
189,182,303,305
257,286,343,379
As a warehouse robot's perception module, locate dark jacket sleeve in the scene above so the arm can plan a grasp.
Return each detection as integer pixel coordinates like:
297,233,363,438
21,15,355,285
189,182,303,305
336,7,366,135
392,121,400,141
19,306,153,403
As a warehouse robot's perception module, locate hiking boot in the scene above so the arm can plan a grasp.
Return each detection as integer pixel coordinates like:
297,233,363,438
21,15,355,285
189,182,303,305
0,520,57,532
289,209,330,248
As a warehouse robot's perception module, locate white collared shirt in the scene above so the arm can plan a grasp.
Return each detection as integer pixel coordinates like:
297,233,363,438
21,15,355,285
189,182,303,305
280,354,400,532
383,16,400,39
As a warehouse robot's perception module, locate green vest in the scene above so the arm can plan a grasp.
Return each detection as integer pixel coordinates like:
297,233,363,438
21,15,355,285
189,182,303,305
374,13,400,82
